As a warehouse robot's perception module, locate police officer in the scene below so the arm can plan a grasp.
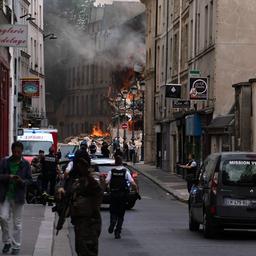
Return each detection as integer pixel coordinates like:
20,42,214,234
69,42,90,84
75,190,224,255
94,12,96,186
41,147,59,198
178,153,197,192
105,156,137,239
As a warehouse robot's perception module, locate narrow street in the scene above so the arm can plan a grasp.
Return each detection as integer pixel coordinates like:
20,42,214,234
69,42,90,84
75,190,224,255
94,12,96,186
65,175,256,256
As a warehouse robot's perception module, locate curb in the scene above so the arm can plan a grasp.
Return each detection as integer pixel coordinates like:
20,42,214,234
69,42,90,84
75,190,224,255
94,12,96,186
135,166,188,203
33,206,55,256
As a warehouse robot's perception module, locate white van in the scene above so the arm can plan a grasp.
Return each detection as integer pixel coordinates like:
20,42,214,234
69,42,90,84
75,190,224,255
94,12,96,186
17,130,54,163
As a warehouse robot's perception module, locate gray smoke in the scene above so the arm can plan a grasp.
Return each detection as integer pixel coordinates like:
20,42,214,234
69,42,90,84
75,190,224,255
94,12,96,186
45,2,145,68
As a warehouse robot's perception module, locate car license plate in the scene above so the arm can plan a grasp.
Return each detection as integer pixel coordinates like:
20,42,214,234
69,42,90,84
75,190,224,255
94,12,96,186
224,198,251,206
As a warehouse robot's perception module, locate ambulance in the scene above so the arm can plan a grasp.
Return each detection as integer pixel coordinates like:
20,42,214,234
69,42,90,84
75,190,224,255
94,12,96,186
17,128,58,163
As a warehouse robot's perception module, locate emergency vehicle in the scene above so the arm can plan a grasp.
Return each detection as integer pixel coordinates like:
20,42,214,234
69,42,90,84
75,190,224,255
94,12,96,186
17,128,58,163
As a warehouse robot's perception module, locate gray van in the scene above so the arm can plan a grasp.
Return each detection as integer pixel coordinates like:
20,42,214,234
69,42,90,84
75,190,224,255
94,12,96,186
189,152,256,238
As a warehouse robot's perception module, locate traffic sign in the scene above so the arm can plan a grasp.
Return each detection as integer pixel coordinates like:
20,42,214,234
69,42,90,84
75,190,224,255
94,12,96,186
172,99,191,109
189,70,200,77
121,123,128,129
165,84,181,98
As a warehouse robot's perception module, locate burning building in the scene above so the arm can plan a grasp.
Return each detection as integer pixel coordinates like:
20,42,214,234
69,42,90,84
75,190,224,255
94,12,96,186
46,1,145,141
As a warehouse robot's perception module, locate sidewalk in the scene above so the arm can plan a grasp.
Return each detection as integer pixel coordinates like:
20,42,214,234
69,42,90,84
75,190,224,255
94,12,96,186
134,163,189,203
0,204,55,256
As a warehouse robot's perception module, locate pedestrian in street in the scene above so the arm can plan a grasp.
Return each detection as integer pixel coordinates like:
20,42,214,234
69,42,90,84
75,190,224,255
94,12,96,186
31,150,44,174
101,141,110,158
178,153,198,193
105,156,138,239
129,141,136,163
59,158,102,256
123,140,129,162
41,146,60,202
89,140,97,155
114,146,123,159
0,141,32,255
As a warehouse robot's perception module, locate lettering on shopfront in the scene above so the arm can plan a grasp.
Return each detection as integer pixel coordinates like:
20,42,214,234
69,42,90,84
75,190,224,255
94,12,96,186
0,25,28,47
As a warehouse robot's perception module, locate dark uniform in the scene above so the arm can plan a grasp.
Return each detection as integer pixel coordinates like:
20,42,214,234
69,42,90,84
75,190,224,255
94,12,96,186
41,152,58,196
108,168,130,238
70,176,102,256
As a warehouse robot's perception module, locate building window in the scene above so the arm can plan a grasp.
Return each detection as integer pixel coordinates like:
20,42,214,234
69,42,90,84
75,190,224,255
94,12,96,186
205,5,209,48
209,0,213,44
197,13,200,53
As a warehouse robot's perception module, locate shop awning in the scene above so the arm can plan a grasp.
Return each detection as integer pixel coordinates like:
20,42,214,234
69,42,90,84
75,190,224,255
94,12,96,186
206,114,234,134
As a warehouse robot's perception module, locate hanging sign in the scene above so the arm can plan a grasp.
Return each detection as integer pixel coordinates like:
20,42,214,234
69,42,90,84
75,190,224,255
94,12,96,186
189,77,208,100
21,78,40,97
0,25,28,47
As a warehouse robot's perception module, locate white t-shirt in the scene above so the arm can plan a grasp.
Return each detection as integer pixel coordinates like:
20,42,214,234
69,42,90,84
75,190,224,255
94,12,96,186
105,166,134,184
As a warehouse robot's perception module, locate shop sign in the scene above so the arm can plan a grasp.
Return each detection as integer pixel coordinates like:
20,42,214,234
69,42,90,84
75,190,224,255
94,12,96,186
172,99,191,109
165,84,181,98
0,25,28,47
22,78,40,97
189,77,208,100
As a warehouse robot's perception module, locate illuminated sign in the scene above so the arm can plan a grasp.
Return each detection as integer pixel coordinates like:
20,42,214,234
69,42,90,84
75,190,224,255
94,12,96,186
21,78,40,97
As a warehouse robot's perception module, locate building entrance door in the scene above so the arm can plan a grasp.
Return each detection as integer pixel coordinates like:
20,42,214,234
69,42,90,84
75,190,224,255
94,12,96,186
0,63,9,157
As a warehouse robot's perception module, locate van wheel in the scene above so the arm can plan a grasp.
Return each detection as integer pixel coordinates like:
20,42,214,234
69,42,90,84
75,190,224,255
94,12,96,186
189,208,199,231
203,212,216,238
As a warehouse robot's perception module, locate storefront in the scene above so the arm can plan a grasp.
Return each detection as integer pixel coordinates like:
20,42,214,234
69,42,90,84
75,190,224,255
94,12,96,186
0,56,9,157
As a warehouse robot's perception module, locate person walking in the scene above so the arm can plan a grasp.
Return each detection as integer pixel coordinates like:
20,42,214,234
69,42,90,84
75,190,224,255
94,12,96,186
0,142,32,255
178,153,198,193
129,141,136,163
123,140,129,162
58,158,102,256
101,142,110,158
105,156,137,239
41,147,59,201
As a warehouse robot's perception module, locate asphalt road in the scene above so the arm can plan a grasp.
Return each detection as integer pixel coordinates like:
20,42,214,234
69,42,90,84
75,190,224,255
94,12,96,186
70,175,256,256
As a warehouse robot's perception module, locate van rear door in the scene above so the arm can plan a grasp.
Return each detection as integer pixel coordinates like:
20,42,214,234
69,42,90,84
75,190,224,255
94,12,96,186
217,158,256,219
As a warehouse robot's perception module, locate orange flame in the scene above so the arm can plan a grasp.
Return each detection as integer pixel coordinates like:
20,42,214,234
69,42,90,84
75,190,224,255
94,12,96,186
91,124,110,137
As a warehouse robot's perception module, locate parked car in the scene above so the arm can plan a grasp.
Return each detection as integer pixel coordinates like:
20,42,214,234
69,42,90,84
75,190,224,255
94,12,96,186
91,158,139,209
189,152,256,238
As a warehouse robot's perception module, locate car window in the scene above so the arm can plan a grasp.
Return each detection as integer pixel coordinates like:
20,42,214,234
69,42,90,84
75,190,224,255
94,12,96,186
221,160,256,186
199,155,219,184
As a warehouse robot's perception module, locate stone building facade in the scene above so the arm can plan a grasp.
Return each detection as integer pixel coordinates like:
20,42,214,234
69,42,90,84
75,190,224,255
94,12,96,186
141,0,256,171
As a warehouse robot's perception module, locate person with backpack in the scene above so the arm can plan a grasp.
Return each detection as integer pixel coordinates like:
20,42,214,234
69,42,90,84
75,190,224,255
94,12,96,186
178,153,198,192
105,156,137,239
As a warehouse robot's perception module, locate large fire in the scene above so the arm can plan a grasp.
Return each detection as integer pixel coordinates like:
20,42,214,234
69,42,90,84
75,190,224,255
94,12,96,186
91,124,110,137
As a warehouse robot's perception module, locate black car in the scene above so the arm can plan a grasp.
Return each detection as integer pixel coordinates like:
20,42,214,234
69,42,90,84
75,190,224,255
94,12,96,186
189,152,256,238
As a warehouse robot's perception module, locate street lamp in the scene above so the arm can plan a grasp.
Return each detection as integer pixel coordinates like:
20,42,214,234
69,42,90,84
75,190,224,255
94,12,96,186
130,85,138,143
116,93,122,141
139,80,145,161
43,33,58,40
121,89,129,140
20,13,35,21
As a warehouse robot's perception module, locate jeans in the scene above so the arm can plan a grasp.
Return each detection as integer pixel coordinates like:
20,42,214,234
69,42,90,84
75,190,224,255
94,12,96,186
0,199,24,249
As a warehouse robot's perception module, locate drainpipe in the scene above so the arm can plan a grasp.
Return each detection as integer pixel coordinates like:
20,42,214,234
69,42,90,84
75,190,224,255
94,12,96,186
178,0,182,84
165,0,169,84
154,0,158,120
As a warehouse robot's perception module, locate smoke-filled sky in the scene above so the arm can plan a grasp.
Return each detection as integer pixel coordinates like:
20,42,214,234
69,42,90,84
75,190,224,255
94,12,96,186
95,0,139,5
